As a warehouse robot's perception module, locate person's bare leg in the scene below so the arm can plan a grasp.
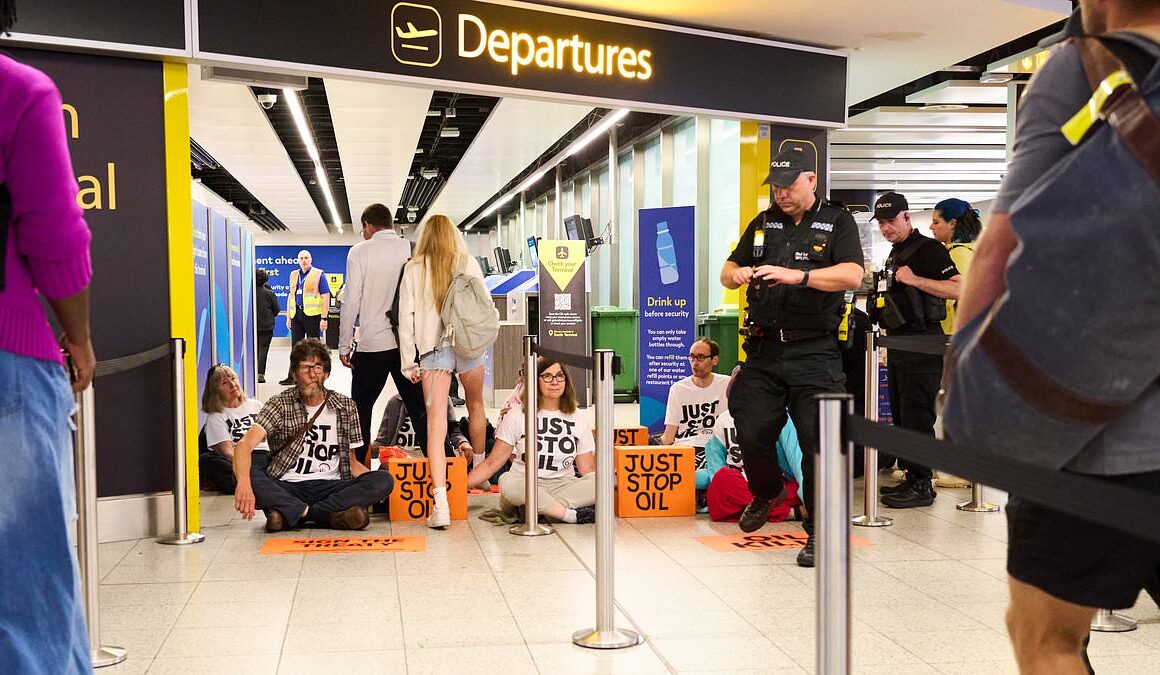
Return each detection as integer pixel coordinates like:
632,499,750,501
1006,576,1097,675
422,370,452,490
458,365,487,459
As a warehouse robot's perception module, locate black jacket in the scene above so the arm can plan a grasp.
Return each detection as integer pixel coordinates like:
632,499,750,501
257,284,280,333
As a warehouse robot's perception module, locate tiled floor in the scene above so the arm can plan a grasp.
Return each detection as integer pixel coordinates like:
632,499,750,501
91,348,1160,673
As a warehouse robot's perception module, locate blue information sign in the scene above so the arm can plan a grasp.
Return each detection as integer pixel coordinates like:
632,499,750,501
637,206,696,432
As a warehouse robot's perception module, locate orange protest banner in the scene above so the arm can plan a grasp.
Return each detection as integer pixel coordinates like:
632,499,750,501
387,456,468,522
615,446,696,518
613,426,649,446
695,531,871,552
260,536,426,554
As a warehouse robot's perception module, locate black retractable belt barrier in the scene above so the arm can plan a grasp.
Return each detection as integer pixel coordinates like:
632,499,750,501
530,343,623,374
93,342,175,378
844,416,1160,545
877,335,949,356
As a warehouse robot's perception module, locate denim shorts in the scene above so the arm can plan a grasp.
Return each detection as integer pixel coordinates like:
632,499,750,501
419,344,484,374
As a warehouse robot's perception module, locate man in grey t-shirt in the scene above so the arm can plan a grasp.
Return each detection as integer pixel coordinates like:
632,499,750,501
956,2,1160,672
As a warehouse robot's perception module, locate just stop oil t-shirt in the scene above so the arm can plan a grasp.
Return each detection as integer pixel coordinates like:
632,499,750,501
204,399,270,452
496,407,595,480
282,403,341,482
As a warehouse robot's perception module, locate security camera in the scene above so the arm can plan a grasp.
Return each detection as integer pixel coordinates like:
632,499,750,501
407,211,418,223
256,93,278,110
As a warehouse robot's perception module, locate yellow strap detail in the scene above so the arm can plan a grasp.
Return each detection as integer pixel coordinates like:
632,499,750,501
837,302,852,342
1061,69,1134,145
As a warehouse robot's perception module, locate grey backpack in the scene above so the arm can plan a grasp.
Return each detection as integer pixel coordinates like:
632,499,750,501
943,35,1160,468
440,257,499,361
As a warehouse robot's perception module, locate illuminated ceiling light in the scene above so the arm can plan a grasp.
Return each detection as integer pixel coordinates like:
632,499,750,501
444,107,457,118
420,166,440,180
415,148,424,155
565,109,630,158
284,89,342,229
979,72,1014,84
426,109,441,116
439,126,461,138
920,104,969,111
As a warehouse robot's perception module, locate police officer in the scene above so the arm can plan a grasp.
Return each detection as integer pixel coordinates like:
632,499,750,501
720,147,864,568
870,192,960,508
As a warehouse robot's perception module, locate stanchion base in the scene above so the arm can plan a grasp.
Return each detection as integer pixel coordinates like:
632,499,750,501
852,514,893,527
1091,612,1137,633
157,532,206,546
572,628,644,649
956,501,1000,513
93,645,128,668
509,523,555,537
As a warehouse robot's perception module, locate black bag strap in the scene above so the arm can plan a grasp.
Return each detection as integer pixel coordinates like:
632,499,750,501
0,184,10,292
887,234,927,271
275,390,329,455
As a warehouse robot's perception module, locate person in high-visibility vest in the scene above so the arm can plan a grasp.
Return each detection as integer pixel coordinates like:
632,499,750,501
279,250,331,386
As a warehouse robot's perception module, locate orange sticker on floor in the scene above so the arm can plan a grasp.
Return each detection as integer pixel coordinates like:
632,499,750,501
259,536,426,554
695,531,871,552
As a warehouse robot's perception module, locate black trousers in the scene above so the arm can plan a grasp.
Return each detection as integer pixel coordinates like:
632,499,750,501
251,466,393,528
885,349,943,482
350,349,428,465
256,330,274,376
728,334,846,533
290,312,322,345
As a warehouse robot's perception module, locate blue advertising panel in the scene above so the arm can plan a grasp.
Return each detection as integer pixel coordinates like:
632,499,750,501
637,206,696,432
254,246,350,338
228,221,244,378
192,203,212,427
211,213,231,365
243,232,256,394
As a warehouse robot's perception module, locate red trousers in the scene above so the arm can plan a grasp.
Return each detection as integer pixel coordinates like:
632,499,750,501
707,467,801,523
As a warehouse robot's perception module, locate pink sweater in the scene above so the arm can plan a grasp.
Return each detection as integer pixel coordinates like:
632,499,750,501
0,54,92,363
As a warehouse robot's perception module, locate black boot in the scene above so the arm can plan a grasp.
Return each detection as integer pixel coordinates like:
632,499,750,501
738,485,787,533
881,479,935,508
796,533,815,568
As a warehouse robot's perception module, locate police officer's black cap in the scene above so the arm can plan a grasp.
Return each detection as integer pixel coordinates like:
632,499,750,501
872,192,909,221
762,147,811,187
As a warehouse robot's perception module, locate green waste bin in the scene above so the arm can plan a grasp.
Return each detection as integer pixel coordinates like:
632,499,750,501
591,306,638,402
698,309,740,375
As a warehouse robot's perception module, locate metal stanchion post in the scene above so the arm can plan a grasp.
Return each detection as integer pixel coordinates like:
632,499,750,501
74,386,128,668
817,394,853,675
853,329,892,528
956,482,1000,513
574,350,641,650
1091,609,1138,633
159,338,205,545
511,335,554,537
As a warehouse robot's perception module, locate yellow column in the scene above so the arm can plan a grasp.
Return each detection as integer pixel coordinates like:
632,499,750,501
737,122,770,359
163,63,200,531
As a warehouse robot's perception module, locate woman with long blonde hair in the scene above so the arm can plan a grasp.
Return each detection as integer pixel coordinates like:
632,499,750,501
398,214,489,528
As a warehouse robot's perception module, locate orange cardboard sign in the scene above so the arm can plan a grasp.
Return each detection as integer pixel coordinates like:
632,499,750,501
613,426,649,446
387,456,468,522
695,531,871,552
615,446,696,518
260,536,426,554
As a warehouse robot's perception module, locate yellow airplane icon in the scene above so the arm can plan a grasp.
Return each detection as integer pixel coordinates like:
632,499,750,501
396,21,437,50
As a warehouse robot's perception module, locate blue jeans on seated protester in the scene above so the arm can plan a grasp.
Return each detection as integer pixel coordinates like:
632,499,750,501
419,345,484,374
250,468,393,528
0,350,91,674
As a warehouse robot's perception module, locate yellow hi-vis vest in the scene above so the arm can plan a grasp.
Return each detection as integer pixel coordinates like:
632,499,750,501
288,267,325,318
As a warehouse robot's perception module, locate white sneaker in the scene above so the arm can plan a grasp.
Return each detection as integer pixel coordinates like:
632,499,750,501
427,506,451,529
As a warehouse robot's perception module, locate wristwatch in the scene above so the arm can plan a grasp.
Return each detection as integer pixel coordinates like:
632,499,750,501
799,269,810,287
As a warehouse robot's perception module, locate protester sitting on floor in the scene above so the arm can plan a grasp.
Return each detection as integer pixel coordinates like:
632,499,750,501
467,358,596,524
200,364,269,493
374,393,472,461
232,339,392,531
704,408,803,523
661,339,730,461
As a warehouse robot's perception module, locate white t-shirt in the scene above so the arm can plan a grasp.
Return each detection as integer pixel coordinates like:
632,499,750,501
664,373,729,464
205,399,269,453
496,407,595,480
712,409,744,471
282,403,341,482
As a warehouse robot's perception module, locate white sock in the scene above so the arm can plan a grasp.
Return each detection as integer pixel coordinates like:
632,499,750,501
562,508,578,524
432,486,449,510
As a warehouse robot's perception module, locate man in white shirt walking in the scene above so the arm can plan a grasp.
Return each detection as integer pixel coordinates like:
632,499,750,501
339,204,427,465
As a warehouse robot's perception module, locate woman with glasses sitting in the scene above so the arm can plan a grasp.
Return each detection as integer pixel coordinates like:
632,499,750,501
466,358,596,524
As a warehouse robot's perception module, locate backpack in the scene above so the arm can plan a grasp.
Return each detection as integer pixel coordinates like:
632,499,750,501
440,256,499,361
943,35,1160,469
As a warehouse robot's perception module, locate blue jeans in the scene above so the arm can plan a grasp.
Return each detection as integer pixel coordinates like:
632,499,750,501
0,350,91,673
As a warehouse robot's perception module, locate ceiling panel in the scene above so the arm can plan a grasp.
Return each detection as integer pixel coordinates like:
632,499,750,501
324,79,433,225
188,66,325,232
831,145,1008,160
426,98,593,225
906,80,1010,105
847,106,1007,127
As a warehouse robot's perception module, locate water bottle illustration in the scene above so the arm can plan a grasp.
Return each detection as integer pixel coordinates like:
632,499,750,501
656,221,680,285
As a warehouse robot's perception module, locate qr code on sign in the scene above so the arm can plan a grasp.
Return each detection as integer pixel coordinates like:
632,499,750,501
554,294,572,311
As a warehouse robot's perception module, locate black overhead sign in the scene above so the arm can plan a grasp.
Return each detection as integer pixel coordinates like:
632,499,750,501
196,0,848,125
6,0,186,53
